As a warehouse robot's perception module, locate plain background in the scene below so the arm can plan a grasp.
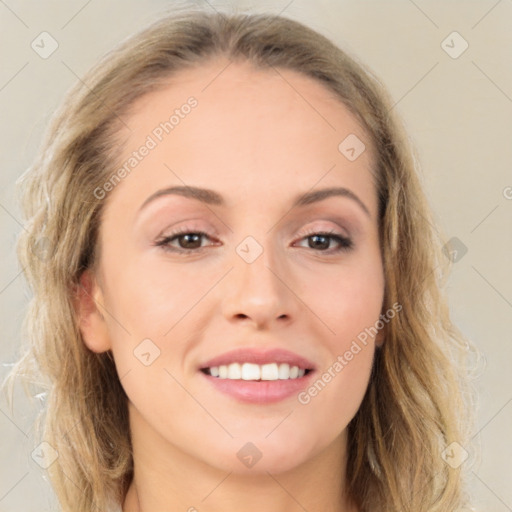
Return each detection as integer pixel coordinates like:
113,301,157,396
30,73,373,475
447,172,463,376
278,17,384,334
0,1,511,510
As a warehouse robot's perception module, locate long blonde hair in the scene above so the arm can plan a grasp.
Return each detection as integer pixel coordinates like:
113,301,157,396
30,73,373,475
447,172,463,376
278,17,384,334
3,7,478,511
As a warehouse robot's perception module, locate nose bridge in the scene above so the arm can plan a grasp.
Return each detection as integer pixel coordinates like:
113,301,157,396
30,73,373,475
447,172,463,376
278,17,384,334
221,233,296,327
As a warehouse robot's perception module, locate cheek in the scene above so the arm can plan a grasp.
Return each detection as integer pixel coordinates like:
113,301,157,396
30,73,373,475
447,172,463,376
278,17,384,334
297,286,379,432
306,259,385,342
103,257,214,336
101,260,222,385
297,347,374,451
298,256,383,402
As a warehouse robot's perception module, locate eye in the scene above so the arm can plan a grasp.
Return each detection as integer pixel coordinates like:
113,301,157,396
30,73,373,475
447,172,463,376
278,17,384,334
155,230,215,253
294,230,353,253
154,228,354,255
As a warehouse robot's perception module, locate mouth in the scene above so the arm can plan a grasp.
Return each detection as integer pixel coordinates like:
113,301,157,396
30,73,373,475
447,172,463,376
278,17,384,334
198,348,316,403
201,363,313,380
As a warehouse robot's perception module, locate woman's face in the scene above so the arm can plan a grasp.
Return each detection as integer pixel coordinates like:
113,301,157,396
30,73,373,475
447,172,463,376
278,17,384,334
81,58,385,475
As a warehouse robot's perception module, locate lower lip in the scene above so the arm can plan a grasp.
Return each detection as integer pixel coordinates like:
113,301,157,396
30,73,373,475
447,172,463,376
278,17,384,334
200,371,315,404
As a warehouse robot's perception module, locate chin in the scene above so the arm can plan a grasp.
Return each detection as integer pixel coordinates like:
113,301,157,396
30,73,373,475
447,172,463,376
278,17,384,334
200,435,318,476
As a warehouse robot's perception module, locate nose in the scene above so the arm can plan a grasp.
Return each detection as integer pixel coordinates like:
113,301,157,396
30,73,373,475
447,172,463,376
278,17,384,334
221,244,298,330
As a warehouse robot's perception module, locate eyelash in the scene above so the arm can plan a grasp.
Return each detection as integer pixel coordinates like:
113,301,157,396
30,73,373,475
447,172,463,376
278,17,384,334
154,227,353,255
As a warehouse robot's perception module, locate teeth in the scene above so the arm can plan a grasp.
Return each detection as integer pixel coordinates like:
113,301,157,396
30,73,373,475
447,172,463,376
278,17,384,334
207,362,308,380
241,363,260,380
227,363,242,379
278,363,290,379
261,363,278,380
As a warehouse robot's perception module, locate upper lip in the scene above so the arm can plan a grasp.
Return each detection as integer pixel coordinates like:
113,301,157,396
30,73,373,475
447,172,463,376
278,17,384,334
199,347,317,371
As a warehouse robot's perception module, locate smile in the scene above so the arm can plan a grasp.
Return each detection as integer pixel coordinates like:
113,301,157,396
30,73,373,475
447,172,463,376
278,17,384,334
202,362,312,380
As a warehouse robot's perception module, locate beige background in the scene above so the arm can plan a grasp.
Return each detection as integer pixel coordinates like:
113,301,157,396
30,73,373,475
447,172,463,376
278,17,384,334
1,0,511,510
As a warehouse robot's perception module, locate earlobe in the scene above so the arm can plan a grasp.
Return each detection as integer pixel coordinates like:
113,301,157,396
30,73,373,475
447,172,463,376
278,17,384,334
74,269,112,353
375,326,385,348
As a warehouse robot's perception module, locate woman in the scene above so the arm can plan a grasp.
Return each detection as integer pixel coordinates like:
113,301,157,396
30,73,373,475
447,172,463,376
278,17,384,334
3,8,477,512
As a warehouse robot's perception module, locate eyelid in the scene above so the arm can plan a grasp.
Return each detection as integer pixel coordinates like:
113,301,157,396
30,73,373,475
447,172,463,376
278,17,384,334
156,220,350,243
295,223,350,239
292,227,353,252
156,219,216,238
154,223,354,255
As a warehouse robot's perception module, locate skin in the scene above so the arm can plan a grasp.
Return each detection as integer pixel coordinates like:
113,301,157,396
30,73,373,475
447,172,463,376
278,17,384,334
77,57,385,512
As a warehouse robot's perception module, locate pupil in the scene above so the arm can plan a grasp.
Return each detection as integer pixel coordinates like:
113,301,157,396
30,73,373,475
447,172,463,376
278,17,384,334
310,235,329,250
178,234,333,250
181,233,201,248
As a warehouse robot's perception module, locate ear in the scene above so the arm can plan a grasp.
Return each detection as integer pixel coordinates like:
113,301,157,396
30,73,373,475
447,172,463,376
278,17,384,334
74,269,112,353
375,326,385,348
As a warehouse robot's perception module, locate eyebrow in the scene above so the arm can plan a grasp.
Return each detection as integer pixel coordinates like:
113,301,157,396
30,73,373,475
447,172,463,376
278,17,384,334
138,185,371,217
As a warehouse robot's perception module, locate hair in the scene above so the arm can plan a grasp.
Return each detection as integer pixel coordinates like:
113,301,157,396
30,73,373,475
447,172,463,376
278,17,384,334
2,6,479,512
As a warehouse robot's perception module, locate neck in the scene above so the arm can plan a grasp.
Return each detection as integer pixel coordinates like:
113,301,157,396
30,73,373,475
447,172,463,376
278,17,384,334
122,403,358,512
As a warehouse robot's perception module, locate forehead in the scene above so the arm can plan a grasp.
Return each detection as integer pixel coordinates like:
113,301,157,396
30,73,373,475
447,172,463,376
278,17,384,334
107,57,377,217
